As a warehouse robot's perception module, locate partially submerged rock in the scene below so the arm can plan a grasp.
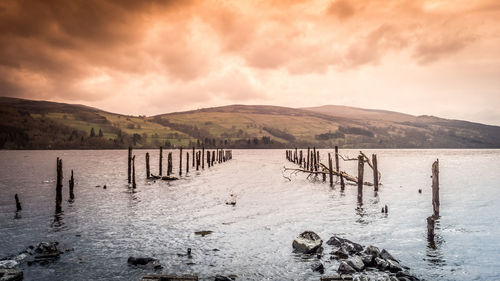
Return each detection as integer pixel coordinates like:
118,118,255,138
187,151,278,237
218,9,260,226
0,268,23,281
312,262,325,274
140,274,198,281
292,231,323,254
0,261,18,270
338,261,356,274
327,236,363,254
127,256,162,270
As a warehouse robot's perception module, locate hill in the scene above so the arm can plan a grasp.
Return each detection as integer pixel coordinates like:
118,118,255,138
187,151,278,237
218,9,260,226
1,97,500,149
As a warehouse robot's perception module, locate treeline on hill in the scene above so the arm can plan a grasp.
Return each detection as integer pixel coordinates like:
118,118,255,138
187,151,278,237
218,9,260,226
0,109,141,149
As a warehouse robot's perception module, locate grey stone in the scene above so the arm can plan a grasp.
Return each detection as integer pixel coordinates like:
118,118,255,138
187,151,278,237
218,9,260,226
312,262,325,274
380,249,398,262
347,255,365,272
338,261,357,274
375,257,389,271
364,245,380,257
386,259,402,273
353,274,370,281
292,231,323,254
327,236,363,254
0,269,23,281
321,275,342,281
0,260,17,270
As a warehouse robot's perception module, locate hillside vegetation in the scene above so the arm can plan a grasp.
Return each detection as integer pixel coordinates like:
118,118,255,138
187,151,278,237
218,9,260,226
1,97,500,149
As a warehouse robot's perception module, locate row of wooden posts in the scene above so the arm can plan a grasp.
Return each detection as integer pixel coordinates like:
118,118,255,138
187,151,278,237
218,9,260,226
127,146,233,188
285,146,380,199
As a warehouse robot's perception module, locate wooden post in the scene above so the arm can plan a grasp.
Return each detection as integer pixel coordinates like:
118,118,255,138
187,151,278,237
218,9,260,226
56,157,63,213
179,147,183,176
186,152,189,174
167,152,172,176
192,147,195,167
313,147,317,171
202,147,205,169
207,150,211,168
196,151,200,171
132,155,136,189
357,155,364,202
128,146,132,183
335,146,339,173
69,169,75,200
432,159,440,217
15,194,22,211
295,148,298,163
159,146,163,176
146,153,150,179
328,153,333,187
372,154,379,192
299,150,303,165
212,151,215,166
427,216,435,242
340,173,345,191
316,151,320,172
307,147,310,171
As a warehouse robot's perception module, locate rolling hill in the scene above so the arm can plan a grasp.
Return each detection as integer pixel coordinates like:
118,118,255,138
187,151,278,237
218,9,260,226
1,97,500,149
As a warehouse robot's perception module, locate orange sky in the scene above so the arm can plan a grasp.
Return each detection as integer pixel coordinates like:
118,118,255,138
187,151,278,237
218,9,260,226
1,0,500,124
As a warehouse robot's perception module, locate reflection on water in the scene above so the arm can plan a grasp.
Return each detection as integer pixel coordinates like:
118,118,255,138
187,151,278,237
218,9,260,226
0,149,500,281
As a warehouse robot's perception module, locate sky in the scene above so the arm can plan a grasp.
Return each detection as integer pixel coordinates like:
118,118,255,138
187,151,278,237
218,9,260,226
1,0,500,125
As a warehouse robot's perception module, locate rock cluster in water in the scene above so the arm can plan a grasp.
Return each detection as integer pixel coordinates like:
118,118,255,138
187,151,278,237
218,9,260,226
293,232,421,281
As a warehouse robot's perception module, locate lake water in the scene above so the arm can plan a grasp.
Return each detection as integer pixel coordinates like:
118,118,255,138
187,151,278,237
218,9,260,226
1,149,499,280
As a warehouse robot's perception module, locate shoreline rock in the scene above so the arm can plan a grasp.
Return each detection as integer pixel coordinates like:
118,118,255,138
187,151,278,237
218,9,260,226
292,231,323,254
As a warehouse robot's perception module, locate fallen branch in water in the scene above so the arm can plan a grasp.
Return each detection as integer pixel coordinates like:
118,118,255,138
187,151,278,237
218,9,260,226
283,165,373,186
338,151,382,182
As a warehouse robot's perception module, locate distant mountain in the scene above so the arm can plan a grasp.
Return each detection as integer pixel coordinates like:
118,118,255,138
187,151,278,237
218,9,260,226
1,97,500,149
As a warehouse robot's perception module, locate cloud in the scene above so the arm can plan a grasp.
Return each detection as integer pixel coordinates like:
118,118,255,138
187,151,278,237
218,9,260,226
326,0,356,20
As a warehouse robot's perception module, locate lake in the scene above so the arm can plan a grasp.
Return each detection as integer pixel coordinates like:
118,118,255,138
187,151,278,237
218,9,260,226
1,149,499,280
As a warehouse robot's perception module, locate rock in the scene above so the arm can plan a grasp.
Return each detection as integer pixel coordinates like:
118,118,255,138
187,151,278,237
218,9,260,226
312,262,325,274
380,249,398,262
364,245,380,257
347,255,364,272
375,273,391,281
331,248,349,260
0,268,23,281
375,257,389,271
386,259,403,273
141,274,198,281
321,275,342,281
13,253,29,262
34,242,59,254
214,275,234,281
395,271,419,281
127,257,162,270
340,275,353,280
327,236,363,254
338,261,356,274
0,260,18,269
360,254,374,267
353,274,370,281
292,231,323,254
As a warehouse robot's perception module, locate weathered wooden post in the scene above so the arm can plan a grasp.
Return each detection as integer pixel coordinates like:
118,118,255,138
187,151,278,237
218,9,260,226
179,147,183,176
192,147,195,167
207,150,211,168
146,153,150,179
335,146,339,173
427,216,435,242
316,151,320,172
69,169,75,200
196,151,200,171
372,154,379,192
128,146,132,183
295,148,298,163
56,157,63,213
299,150,303,165
132,155,136,189
357,155,364,202
432,159,440,217
202,147,205,169
212,151,215,166
159,146,163,176
328,153,333,187
340,173,345,191
313,147,317,171
167,152,172,176
15,194,22,211
307,147,310,171
186,152,189,174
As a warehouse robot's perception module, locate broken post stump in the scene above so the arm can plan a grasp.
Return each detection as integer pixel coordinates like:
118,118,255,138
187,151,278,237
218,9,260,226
192,147,195,167
427,215,435,242
307,147,310,171
15,194,22,211
373,154,379,192
335,145,339,173
167,152,172,176
128,146,132,183
207,150,211,168
132,155,136,189
159,147,163,176
357,154,364,202
202,147,205,169
186,152,189,174
69,169,75,200
328,153,333,187
179,147,183,176
432,159,440,217
146,153,150,179
340,173,345,191
211,151,215,166
56,157,63,213
196,151,200,171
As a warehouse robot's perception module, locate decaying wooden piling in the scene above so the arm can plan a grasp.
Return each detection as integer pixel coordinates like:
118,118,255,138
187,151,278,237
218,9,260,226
186,152,189,174
159,147,163,176
357,154,364,202
432,159,440,217
295,148,298,163
56,158,63,213
132,155,136,189
196,151,200,171
179,147,183,176
202,147,205,169
128,146,132,183
146,153,150,179
192,147,195,167
373,154,379,192
211,151,215,166
167,152,172,176
299,150,303,165
69,169,75,200
307,147,310,171
313,147,317,171
335,146,339,173
207,150,211,167
340,173,345,191
15,194,22,211
328,153,333,187
427,216,435,242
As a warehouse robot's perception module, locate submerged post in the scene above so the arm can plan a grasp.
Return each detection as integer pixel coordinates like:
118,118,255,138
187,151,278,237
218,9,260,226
146,153,150,179
313,147,317,171
192,147,195,167
340,173,345,191
432,159,440,217
179,147,183,176
373,154,379,192
202,147,205,169
186,152,189,174
307,147,310,171
357,154,364,202
167,152,172,176
196,151,200,171
335,146,339,173
15,194,22,211
56,157,63,213
132,155,136,189
159,146,163,176
211,151,215,166
128,146,132,183
328,153,333,187
69,169,75,200
427,216,435,242
207,150,211,168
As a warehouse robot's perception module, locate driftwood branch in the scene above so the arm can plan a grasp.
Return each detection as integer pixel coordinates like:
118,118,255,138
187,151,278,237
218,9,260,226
338,151,382,182
283,165,373,186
